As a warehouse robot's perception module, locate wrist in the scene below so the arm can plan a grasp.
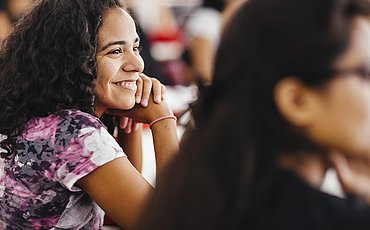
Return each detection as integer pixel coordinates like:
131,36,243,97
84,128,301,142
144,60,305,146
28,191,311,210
149,115,177,129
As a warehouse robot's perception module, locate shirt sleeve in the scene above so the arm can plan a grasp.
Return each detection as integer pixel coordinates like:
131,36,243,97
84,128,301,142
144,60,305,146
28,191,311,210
53,119,126,192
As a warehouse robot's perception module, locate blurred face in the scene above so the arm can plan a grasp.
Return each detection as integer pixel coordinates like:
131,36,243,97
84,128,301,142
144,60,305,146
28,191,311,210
95,8,144,117
6,0,34,20
306,16,370,157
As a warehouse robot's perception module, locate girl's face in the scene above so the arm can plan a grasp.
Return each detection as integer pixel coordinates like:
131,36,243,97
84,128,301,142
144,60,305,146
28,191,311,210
94,8,144,117
306,16,370,157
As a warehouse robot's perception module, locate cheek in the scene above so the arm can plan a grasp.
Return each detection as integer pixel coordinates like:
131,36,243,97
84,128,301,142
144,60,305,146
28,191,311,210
336,83,370,127
346,91,370,138
96,62,119,87
93,83,105,100
319,82,370,153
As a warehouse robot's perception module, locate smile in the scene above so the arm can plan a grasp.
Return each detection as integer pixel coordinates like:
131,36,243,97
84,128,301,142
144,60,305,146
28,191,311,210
114,80,137,91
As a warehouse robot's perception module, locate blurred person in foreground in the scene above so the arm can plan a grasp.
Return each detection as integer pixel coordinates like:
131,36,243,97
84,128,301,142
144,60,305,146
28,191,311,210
138,0,370,229
0,0,178,229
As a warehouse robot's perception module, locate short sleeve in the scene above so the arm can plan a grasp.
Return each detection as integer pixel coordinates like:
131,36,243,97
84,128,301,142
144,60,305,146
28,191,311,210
52,112,126,192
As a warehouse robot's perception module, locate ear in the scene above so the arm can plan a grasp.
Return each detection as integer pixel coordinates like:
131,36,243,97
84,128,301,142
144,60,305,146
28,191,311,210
274,77,321,127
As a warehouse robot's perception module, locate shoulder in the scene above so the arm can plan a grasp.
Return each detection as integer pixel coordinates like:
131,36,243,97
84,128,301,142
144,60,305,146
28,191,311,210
19,110,102,143
51,109,107,145
266,170,370,229
56,109,104,133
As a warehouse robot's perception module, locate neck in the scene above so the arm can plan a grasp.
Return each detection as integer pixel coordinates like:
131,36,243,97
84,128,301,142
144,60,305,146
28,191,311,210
94,109,104,118
93,102,105,118
278,151,328,188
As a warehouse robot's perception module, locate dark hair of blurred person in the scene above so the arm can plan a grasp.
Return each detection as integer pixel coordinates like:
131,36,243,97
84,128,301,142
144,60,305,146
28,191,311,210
138,0,370,229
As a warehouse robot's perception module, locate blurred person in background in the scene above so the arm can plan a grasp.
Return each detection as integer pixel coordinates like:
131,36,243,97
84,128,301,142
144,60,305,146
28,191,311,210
138,0,370,229
127,0,162,81
129,0,182,85
0,0,178,229
3,0,35,23
182,0,244,86
0,0,10,43
0,0,35,44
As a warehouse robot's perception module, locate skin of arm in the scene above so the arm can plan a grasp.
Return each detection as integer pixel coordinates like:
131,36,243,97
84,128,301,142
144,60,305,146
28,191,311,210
76,96,179,230
117,124,143,172
114,73,167,173
115,107,178,177
76,157,151,229
330,151,370,205
147,116,178,177
111,96,179,177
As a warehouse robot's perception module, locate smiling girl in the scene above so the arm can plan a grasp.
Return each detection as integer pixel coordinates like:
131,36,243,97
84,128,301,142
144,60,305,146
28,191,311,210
0,0,178,229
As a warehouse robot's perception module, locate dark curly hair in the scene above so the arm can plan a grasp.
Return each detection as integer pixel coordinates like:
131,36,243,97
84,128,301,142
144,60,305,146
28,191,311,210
0,0,125,158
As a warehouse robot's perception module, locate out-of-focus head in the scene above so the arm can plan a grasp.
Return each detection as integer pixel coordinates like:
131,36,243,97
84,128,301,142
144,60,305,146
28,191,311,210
200,0,370,160
5,0,35,22
0,1,10,42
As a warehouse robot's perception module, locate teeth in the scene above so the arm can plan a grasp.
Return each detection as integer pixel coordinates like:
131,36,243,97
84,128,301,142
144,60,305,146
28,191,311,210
116,81,137,90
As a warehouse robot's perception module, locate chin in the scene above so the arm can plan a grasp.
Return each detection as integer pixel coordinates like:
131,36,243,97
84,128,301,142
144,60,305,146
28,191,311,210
119,100,136,110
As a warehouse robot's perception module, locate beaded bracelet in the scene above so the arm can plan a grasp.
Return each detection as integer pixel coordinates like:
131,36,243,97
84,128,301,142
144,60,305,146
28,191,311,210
149,115,177,129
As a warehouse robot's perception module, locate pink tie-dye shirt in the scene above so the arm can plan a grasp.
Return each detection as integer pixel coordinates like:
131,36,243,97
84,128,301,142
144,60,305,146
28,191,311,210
0,110,126,229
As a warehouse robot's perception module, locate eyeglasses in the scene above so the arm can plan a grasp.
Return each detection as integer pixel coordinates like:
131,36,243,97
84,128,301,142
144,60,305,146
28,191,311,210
332,63,370,79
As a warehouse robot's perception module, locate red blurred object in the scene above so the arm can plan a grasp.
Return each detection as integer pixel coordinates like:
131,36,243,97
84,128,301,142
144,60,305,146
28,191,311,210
147,29,183,43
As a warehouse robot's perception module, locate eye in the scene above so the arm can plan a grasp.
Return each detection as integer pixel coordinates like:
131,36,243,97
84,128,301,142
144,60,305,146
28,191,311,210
133,45,143,54
332,62,370,79
359,65,370,79
107,48,122,55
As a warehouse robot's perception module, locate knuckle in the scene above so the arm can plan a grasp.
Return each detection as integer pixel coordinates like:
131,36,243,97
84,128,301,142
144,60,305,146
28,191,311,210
151,77,160,83
144,77,152,83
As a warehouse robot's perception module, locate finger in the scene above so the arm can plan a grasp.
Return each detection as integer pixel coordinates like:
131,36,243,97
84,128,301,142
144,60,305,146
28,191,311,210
124,118,133,134
131,121,140,132
119,117,129,129
151,78,162,103
133,122,140,131
135,77,143,104
329,152,356,194
161,84,166,101
141,75,152,107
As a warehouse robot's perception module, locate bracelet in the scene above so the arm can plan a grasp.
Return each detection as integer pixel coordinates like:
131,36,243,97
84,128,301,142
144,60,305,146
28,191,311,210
149,115,177,129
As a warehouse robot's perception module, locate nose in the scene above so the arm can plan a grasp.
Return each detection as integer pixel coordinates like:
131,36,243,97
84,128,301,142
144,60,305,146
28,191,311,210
122,52,144,73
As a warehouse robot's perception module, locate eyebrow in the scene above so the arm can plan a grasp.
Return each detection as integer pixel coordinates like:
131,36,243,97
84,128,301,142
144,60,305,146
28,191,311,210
100,37,140,52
